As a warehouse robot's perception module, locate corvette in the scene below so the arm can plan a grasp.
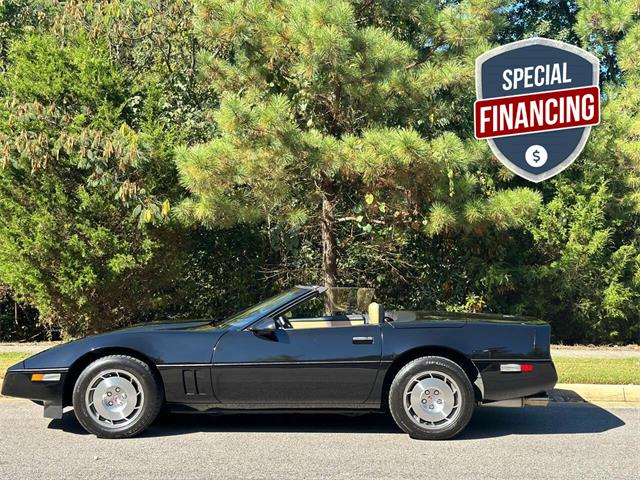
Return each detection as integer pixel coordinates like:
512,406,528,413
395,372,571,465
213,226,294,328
1,286,557,439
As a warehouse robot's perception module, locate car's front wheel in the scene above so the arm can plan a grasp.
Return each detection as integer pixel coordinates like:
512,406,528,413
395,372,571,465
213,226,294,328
389,356,475,440
72,355,163,438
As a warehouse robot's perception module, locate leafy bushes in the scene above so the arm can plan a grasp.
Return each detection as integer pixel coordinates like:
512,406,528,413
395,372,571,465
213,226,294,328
0,1,637,343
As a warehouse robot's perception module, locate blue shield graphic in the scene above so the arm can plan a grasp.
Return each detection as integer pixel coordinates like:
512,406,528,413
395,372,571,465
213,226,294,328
475,38,599,182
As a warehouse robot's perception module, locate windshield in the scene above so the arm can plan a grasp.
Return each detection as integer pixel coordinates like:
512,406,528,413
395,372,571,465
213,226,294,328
215,287,309,329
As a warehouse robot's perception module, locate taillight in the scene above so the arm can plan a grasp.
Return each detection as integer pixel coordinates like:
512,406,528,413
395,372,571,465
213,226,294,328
500,363,534,373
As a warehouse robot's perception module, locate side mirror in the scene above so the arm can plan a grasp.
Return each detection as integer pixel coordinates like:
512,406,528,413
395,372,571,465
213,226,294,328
250,318,277,337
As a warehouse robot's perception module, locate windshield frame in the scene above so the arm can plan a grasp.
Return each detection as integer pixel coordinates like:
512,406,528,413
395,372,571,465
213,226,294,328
215,287,317,330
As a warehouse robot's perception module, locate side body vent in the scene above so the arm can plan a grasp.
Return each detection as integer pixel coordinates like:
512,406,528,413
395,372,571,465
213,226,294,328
182,368,211,397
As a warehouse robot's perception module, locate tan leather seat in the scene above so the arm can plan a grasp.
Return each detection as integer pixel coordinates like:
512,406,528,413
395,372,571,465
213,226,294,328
368,302,384,324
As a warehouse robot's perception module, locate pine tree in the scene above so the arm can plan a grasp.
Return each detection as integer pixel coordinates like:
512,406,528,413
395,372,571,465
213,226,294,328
176,0,541,289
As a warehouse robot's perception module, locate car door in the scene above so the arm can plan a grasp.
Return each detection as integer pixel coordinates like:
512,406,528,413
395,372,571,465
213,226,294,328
211,323,382,406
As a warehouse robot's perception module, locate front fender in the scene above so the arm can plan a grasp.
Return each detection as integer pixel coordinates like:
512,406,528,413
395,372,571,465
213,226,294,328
23,329,226,370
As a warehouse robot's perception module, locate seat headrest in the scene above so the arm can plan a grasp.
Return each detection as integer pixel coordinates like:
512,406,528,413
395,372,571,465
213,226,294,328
368,302,384,324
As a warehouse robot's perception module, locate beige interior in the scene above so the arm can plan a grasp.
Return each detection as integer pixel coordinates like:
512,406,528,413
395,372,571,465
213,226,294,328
288,302,382,329
368,302,381,325
289,318,365,329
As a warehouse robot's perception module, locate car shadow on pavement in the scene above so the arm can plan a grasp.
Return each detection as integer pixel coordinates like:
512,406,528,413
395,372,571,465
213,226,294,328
458,403,625,440
48,403,625,440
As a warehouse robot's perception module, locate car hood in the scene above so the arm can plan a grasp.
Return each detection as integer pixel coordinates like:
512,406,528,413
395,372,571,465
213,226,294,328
21,319,228,370
114,318,216,333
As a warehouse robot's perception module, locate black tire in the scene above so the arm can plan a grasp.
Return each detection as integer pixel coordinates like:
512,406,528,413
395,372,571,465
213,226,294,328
389,356,475,440
72,355,164,438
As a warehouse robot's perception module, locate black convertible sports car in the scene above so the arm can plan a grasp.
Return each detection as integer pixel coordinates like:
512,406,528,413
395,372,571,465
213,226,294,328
2,286,557,439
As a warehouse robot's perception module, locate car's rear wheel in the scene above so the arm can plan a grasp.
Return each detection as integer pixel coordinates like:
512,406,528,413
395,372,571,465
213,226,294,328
72,355,163,438
389,356,475,440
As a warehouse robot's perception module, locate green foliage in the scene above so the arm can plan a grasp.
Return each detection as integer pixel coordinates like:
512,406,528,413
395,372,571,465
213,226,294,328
525,0,640,344
157,227,279,320
0,172,181,335
177,0,542,294
0,0,637,344
477,0,640,344
500,1,579,43
0,285,39,341
0,0,211,336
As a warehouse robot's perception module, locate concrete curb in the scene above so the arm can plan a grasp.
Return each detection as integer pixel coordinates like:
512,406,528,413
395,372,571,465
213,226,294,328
552,383,640,405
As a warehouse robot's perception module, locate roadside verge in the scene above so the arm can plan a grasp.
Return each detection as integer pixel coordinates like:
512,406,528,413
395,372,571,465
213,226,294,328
552,383,640,407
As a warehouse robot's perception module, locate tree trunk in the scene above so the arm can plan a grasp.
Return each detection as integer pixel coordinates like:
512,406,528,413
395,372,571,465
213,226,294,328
320,173,338,313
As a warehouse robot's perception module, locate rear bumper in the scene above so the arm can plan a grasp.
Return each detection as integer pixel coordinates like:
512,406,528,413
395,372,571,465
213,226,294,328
474,359,557,402
1,366,67,407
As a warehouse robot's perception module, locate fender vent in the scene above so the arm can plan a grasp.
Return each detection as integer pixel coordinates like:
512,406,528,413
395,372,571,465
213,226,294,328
182,369,209,396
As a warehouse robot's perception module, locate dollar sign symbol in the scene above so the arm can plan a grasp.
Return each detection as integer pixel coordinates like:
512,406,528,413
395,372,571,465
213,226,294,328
526,145,547,168
532,150,540,162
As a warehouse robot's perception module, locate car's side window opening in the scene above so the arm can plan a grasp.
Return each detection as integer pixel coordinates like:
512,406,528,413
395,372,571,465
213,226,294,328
280,288,375,330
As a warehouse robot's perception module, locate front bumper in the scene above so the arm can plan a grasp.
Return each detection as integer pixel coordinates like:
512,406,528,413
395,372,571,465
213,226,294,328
2,365,67,418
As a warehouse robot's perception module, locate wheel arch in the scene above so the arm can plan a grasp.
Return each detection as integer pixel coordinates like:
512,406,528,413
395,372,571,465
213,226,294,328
381,346,483,406
63,347,164,406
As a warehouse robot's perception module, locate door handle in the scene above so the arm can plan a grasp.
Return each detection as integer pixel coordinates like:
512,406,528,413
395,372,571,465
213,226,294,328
352,336,374,344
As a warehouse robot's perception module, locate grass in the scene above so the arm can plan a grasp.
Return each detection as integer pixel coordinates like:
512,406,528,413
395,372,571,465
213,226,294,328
0,352,30,382
553,357,640,385
0,351,638,388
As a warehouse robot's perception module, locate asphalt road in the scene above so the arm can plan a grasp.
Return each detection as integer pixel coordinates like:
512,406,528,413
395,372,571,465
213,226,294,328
0,400,638,480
